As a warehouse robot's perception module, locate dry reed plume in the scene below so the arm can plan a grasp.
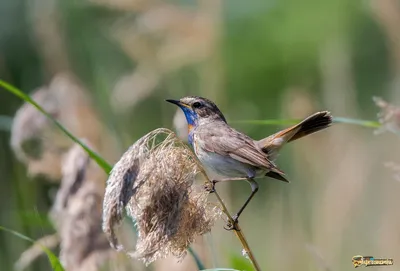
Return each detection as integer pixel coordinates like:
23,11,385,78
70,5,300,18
14,142,134,271
10,73,135,271
374,97,400,182
102,128,221,265
373,96,400,135
10,73,102,180
87,0,216,113
51,142,113,270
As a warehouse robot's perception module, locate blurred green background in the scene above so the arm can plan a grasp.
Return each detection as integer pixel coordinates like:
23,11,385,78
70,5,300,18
1,0,400,270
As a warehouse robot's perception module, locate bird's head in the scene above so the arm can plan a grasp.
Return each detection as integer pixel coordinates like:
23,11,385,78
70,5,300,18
166,96,226,130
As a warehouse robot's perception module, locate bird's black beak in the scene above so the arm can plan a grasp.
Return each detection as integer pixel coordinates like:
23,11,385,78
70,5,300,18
166,99,191,109
166,99,181,106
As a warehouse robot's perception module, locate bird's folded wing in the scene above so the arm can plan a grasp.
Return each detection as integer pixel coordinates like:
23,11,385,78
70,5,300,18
200,127,276,170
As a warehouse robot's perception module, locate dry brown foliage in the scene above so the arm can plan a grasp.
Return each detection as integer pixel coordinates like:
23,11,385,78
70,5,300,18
51,143,108,268
102,128,221,265
87,0,216,113
52,142,134,271
373,96,400,135
10,73,102,180
14,141,135,271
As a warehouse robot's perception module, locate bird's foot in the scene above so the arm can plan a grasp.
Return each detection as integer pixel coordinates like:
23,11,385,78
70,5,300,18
204,180,216,193
224,214,240,231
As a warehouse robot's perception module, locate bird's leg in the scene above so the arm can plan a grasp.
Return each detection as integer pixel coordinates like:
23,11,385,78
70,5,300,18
225,178,259,231
204,177,248,193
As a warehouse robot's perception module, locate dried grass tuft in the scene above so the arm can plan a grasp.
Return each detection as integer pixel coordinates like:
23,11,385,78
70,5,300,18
10,73,103,180
102,128,220,265
52,142,112,270
384,161,400,182
373,96,400,135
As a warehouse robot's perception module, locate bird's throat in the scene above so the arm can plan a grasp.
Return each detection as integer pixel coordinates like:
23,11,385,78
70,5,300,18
187,123,196,146
188,130,194,146
188,123,194,133
179,106,198,146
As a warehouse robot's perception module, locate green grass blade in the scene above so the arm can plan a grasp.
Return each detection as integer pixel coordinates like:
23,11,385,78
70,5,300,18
0,226,65,271
0,80,112,173
332,117,381,128
233,117,382,129
188,246,205,270
229,253,254,271
201,269,241,271
232,119,299,125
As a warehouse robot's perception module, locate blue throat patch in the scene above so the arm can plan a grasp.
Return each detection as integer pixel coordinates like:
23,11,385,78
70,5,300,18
180,106,197,146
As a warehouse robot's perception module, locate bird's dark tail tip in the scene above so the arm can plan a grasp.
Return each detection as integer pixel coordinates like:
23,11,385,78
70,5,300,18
265,171,290,183
288,111,333,142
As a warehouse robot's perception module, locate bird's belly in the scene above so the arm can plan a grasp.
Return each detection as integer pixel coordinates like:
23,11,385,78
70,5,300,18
195,149,256,178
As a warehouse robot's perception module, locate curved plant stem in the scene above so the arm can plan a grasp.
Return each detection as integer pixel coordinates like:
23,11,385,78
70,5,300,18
0,226,64,271
232,117,382,129
212,189,261,271
188,246,205,270
0,80,112,173
196,160,261,270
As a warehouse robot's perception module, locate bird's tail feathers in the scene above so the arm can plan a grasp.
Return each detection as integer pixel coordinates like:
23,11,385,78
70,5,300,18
266,169,289,183
257,111,332,159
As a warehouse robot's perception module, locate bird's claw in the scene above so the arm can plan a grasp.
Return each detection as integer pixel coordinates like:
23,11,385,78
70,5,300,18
224,215,240,231
204,180,216,193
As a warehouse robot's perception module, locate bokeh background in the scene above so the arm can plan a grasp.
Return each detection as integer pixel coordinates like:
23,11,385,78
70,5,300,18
1,0,400,270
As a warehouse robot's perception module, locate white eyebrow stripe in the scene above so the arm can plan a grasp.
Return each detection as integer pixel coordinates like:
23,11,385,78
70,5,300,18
182,97,196,104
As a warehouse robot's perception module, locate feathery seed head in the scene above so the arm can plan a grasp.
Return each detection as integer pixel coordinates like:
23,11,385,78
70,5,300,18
102,128,220,265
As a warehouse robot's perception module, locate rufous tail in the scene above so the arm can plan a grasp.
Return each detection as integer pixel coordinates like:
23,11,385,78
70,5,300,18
257,111,332,159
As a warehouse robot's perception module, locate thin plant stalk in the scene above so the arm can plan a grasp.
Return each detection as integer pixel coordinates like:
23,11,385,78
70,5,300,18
211,189,261,271
0,226,64,271
196,165,261,271
0,80,112,173
232,117,381,129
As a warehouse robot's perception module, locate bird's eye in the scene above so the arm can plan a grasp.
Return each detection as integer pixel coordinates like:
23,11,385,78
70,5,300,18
192,102,202,108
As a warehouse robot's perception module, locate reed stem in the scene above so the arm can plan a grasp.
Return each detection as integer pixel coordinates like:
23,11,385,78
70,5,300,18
212,189,261,271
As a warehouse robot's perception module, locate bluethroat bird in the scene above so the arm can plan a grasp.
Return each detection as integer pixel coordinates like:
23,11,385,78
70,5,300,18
167,96,332,230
